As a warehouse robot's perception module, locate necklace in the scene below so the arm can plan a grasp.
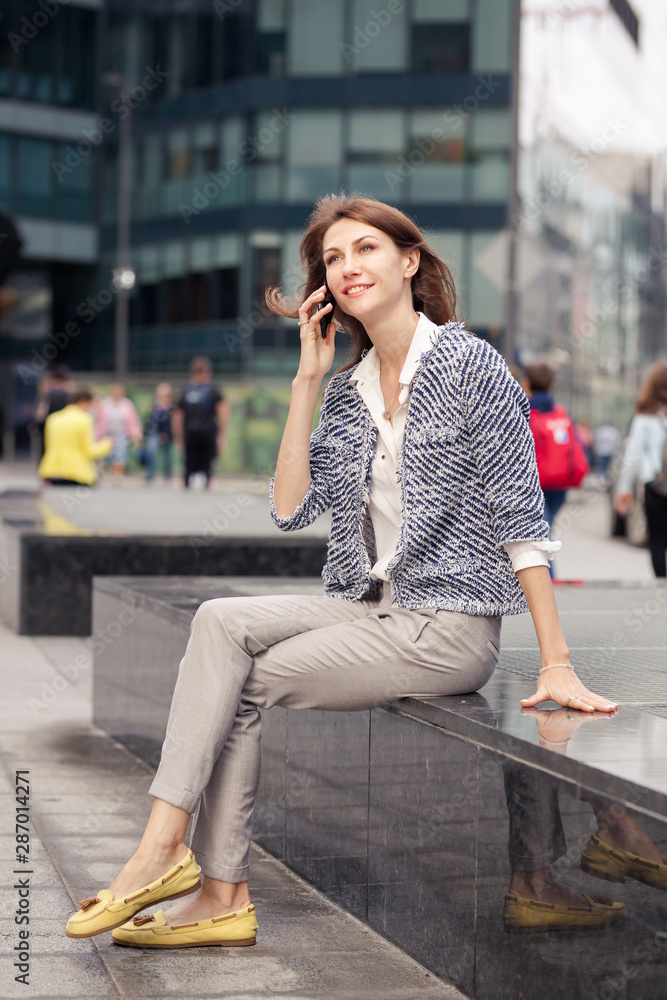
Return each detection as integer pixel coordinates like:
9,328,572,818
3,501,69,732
382,383,402,421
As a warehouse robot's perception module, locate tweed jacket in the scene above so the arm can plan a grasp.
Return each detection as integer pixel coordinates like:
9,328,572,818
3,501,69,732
270,322,550,615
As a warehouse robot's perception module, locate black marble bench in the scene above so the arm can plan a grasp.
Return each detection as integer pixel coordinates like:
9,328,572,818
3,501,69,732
0,491,326,635
91,575,667,1000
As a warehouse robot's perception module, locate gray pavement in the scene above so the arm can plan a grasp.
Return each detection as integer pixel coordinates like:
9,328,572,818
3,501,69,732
0,618,463,1000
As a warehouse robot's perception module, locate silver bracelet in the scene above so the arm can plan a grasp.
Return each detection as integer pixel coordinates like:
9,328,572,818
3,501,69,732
540,662,573,674
540,737,571,746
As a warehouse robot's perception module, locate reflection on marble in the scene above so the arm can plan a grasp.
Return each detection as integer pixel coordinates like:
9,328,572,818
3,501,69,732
93,576,667,1000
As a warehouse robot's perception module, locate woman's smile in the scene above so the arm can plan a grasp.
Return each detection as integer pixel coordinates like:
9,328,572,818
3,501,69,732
343,283,374,298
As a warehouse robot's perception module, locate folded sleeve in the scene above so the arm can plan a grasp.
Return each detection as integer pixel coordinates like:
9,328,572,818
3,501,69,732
270,382,336,532
503,539,561,573
460,337,551,548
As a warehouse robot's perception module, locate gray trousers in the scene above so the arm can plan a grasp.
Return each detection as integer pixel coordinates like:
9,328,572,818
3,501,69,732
149,585,502,882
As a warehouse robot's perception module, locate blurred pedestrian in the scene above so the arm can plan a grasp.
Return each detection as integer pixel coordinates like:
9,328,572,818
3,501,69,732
38,388,112,487
523,364,589,578
33,364,75,457
144,382,175,483
97,383,143,483
615,361,667,577
173,357,230,489
593,423,621,479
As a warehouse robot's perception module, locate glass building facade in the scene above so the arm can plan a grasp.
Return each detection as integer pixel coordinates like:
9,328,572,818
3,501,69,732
0,0,101,370
515,0,667,425
89,0,516,373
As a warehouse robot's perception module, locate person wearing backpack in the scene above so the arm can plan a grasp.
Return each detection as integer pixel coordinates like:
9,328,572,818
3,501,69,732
615,361,667,577
523,364,589,577
173,357,230,489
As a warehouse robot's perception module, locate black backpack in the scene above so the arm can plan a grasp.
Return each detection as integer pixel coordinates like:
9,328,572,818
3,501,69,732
182,384,215,434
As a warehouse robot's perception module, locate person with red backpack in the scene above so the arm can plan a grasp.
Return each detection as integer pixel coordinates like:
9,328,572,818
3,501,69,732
523,365,589,575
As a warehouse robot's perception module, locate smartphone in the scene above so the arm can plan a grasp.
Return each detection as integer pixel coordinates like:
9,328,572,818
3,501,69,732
318,284,334,338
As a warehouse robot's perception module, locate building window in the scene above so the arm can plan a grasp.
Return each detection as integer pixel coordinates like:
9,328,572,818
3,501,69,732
167,130,190,180
194,15,215,87
5,4,97,110
136,284,159,325
17,137,53,218
286,111,342,201
214,267,240,320
411,23,470,74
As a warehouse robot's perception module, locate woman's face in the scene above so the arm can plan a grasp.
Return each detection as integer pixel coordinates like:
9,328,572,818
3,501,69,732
322,218,418,325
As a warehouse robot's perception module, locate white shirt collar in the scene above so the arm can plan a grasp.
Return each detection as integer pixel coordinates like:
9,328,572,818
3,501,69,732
349,312,441,387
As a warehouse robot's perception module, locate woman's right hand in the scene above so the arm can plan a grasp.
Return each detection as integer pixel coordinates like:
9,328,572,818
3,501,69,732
296,285,336,381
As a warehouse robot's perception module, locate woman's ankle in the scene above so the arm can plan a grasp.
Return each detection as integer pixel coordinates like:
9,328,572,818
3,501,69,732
200,877,250,911
134,838,188,863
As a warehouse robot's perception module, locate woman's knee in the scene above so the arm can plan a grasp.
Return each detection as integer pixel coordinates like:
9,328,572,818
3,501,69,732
191,597,231,630
191,596,258,634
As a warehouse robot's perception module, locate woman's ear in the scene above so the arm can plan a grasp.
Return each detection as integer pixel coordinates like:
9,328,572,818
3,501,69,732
405,248,420,278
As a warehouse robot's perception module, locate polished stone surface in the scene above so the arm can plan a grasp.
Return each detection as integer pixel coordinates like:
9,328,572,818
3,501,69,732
91,575,667,999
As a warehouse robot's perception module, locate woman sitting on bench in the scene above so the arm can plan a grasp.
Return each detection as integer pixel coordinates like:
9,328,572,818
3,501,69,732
66,194,617,950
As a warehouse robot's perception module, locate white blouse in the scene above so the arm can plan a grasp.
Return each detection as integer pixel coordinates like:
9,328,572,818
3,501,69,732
349,313,561,582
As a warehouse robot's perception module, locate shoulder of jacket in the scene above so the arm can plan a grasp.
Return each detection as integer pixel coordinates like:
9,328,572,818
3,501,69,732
430,324,502,370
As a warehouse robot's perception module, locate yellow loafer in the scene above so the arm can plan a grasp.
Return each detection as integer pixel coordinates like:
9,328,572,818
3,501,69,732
501,892,625,934
111,904,258,948
581,834,667,890
66,849,201,939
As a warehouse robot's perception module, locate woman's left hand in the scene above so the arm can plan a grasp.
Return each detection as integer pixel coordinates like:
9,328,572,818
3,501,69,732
520,665,618,713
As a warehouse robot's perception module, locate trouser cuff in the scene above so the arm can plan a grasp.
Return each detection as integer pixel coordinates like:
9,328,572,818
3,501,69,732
149,775,200,814
193,848,249,884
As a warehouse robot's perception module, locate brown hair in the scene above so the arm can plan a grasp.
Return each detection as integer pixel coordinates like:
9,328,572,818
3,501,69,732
524,363,555,394
265,193,458,371
70,387,94,405
189,356,212,377
636,360,667,414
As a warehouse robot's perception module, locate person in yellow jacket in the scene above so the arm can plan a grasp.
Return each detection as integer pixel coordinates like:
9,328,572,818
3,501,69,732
39,388,113,486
